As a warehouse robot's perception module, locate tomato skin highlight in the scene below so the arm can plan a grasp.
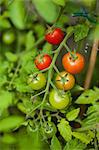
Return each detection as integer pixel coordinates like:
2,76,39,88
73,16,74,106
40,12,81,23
62,52,85,74
45,28,64,45
55,71,75,90
49,89,70,109
28,73,46,90
35,54,52,70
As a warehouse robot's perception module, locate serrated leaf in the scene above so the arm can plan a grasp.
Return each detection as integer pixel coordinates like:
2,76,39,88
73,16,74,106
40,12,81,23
52,0,66,6
66,108,80,121
0,116,24,132
0,91,13,113
57,119,72,141
32,0,60,23
50,135,62,150
63,139,86,150
75,87,99,104
74,24,89,42
72,132,93,144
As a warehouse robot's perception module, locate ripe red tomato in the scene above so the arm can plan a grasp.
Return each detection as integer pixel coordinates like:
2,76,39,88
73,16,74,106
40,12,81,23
55,71,75,90
45,28,64,45
62,52,85,74
35,54,52,70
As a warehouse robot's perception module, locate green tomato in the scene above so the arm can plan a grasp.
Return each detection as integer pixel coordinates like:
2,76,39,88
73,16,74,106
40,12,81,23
2,30,15,44
49,89,70,109
28,73,46,90
40,122,57,139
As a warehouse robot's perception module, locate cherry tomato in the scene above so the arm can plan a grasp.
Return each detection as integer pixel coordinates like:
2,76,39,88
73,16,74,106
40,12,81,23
62,52,85,74
40,122,57,139
2,30,15,44
35,54,52,70
45,28,64,45
55,71,75,90
28,73,46,90
49,89,70,109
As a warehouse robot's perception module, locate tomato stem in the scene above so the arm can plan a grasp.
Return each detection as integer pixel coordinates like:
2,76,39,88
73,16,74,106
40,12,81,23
64,44,77,60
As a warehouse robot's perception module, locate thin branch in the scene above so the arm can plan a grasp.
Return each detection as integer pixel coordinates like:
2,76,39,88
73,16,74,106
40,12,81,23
84,40,99,89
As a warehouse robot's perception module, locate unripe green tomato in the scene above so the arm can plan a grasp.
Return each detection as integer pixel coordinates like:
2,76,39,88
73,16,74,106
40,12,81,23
49,89,70,109
28,73,46,90
40,122,57,139
2,30,15,44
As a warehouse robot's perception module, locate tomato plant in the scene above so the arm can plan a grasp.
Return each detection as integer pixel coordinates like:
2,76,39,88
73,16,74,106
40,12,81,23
0,0,99,149
55,71,75,90
35,54,52,70
62,52,85,74
45,28,64,45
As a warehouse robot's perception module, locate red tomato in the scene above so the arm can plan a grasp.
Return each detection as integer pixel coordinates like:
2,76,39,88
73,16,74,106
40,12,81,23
35,54,52,70
45,28,64,45
62,52,85,74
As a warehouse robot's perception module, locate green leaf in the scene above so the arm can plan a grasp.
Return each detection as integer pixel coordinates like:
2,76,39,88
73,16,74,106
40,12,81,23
57,119,72,141
0,115,24,132
25,31,35,51
75,87,99,104
50,135,62,150
0,91,13,113
66,108,80,121
0,17,11,30
8,0,26,29
52,0,66,6
1,133,16,144
63,139,86,150
5,52,18,62
32,0,60,23
72,131,93,144
0,75,7,87
74,24,89,42
71,84,84,94
17,129,50,150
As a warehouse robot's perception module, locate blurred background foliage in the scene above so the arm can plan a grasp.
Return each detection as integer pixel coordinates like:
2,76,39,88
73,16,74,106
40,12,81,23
0,0,99,149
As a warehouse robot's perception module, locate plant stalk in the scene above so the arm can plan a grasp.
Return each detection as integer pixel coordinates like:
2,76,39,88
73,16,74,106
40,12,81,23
84,39,99,89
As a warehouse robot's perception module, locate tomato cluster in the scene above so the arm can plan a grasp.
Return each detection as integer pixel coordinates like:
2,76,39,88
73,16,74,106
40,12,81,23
28,27,85,110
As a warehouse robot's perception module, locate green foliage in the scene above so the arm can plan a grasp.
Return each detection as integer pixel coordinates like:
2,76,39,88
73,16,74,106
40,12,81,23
32,0,60,23
0,116,24,132
8,0,26,29
52,0,66,6
75,87,99,104
74,24,89,42
0,91,13,114
66,108,80,121
0,0,98,149
57,119,72,141
63,139,86,150
0,17,11,30
50,135,62,150
72,131,94,144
